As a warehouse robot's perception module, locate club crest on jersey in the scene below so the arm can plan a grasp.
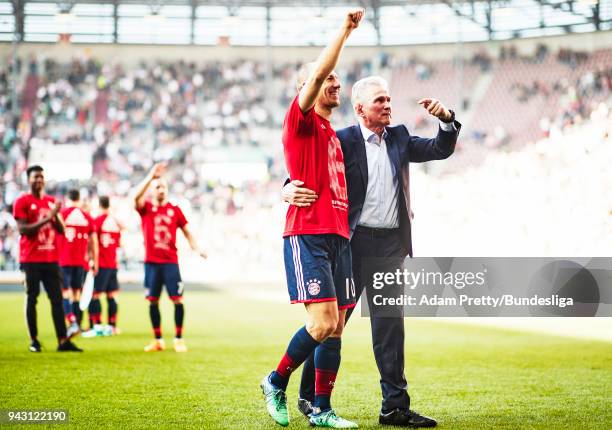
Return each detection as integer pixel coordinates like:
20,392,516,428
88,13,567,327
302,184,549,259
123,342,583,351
167,208,174,217
307,279,321,296
31,204,37,210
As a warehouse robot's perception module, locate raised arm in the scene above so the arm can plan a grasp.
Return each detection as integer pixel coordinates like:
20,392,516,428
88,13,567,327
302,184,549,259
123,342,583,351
402,98,461,163
133,163,166,210
298,8,364,113
180,224,207,260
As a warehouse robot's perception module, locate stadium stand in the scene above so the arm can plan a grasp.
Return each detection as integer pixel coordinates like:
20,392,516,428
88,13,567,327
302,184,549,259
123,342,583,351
0,39,610,277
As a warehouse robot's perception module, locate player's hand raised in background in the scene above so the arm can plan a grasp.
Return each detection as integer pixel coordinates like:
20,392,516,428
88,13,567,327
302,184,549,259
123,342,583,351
283,180,318,208
151,162,167,179
418,98,453,122
344,8,365,31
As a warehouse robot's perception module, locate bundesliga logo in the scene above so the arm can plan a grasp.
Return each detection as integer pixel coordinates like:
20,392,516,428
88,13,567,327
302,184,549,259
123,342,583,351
307,279,321,296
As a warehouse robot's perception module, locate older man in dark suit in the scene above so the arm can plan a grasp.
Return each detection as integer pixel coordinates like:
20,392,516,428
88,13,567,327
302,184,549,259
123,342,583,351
283,75,461,427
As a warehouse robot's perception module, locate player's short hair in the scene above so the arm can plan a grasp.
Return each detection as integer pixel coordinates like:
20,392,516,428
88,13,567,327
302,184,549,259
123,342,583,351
26,165,43,178
67,188,80,202
351,76,389,107
99,195,110,209
296,62,317,92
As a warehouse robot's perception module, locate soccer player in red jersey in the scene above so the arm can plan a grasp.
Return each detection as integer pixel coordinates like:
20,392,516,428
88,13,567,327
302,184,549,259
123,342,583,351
58,189,99,335
83,195,123,337
260,9,364,429
132,163,207,353
12,165,82,352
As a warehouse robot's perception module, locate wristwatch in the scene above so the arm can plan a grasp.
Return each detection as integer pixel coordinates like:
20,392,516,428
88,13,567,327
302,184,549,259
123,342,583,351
442,109,455,124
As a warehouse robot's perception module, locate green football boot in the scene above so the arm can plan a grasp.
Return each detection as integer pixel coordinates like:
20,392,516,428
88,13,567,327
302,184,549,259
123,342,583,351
309,409,358,428
260,374,289,426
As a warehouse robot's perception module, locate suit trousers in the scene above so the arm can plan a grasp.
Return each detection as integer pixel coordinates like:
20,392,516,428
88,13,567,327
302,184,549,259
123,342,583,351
299,227,410,413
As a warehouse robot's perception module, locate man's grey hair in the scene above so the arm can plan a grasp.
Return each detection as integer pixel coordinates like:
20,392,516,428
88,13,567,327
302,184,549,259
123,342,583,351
351,76,389,107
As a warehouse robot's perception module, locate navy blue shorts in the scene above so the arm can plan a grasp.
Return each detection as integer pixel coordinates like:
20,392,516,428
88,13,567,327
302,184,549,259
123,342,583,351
284,234,356,310
94,268,119,293
144,263,183,301
61,266,85,291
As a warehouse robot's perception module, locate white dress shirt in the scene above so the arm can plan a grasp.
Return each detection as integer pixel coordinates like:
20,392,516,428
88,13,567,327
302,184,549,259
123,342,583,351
357,124,400,229
357,120,456,229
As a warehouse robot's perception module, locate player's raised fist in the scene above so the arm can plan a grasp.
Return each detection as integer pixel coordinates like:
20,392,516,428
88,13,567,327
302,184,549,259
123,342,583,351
344,8,365,31
150,162,167,179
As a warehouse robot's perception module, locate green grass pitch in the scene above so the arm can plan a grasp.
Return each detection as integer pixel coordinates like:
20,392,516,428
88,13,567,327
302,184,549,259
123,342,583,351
0,290,610,429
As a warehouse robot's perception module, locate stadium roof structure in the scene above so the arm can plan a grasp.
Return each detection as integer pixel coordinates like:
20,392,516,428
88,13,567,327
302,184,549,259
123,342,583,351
1,0,610,45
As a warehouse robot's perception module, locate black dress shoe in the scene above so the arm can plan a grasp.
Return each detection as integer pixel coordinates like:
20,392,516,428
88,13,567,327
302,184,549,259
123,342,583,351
379,408,437,427
297,398,314,417
57,340,83,352
29,340,41,352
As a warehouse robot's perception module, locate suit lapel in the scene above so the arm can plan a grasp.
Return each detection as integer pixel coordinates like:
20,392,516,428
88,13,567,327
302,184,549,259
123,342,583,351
352,125,368,190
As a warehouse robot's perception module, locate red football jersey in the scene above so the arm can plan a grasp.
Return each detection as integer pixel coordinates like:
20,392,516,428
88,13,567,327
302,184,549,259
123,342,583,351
137,201,187,264
12,193,60,263
282,96,349,238
95,213,121,269
58,206,95,267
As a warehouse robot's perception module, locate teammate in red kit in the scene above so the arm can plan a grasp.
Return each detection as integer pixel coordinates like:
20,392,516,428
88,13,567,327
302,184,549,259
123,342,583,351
260,9,363,429
12,165,82,352
83,195,123,337
132,163,207,353
58,189,99,336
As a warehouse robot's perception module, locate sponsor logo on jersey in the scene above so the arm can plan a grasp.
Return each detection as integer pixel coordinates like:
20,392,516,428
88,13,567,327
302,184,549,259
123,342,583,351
101,216,120,233
64,208,90,227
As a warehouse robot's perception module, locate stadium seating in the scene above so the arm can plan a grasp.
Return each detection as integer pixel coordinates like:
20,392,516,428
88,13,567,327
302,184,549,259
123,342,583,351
0,43,610,274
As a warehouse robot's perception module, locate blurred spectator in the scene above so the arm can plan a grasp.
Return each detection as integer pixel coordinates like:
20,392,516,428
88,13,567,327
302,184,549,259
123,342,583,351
0,45,610,270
